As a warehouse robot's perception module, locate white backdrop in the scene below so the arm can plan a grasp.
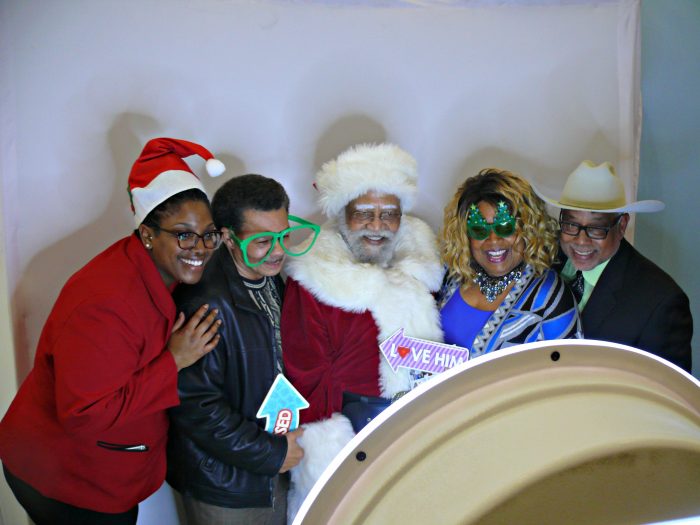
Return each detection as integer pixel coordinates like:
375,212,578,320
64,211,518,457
0,1,640,524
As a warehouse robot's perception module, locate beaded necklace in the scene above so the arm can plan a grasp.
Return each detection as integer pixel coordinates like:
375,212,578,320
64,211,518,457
473,262,524,302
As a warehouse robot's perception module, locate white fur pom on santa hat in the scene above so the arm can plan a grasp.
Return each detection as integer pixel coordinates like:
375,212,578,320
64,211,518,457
128,137,225,227
315,143,418,217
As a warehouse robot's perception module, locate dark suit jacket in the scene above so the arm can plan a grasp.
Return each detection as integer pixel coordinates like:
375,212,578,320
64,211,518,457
565,238,693,372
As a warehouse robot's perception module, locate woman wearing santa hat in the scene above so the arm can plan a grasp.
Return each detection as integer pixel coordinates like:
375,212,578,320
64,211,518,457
0,138,225,524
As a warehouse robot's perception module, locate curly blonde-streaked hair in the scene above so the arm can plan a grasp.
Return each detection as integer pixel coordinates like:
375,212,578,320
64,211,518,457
440,168,559,284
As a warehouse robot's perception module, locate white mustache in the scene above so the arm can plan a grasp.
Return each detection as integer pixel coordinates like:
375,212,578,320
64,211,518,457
356,229,394,240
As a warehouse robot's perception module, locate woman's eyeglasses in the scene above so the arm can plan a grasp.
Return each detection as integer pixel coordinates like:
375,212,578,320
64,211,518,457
229,215,320,268
466,201,517,240
159,228,223,250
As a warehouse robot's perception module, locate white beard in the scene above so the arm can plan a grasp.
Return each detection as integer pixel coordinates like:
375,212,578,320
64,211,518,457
337,217,399,267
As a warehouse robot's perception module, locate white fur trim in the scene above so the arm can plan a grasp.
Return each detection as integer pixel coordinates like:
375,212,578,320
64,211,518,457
316,143,418,216
287,414,355,523
131,169,206,226
285,215,444,398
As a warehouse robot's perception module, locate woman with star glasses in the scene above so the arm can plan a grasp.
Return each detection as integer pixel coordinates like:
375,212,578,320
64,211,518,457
437,168,582,358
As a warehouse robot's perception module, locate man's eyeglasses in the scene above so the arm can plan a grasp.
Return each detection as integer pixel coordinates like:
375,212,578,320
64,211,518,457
559,213,623,240
350,209,402,225
159,228,223,250
229,215,320,268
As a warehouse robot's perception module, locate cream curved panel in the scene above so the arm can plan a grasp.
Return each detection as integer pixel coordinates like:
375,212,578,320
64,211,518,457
296,340,700,525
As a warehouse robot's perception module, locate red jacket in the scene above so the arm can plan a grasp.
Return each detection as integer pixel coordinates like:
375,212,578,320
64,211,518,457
0,234,180,513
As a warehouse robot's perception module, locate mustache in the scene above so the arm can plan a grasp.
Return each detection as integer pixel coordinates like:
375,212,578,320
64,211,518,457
347,228,395,240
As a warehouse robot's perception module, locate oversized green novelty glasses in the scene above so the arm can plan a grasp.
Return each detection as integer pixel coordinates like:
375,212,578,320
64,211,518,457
466,201,517,240
229,215,320,268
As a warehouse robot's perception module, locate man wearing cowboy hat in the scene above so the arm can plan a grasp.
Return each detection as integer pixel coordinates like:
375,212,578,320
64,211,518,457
536,161,692,372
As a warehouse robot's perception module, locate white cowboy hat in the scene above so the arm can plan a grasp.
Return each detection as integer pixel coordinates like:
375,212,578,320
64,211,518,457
533,161,664,213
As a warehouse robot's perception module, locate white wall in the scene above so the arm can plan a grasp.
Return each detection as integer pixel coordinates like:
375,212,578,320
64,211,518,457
0,169,26,525
0,1,640,523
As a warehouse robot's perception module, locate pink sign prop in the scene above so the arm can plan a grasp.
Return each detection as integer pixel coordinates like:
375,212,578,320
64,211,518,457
380,328,470,374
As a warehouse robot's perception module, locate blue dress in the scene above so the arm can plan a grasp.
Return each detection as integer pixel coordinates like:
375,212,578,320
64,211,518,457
440,290,492,350
438,266,583,358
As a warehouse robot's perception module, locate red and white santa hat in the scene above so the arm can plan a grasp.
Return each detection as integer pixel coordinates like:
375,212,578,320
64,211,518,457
128,137,225,227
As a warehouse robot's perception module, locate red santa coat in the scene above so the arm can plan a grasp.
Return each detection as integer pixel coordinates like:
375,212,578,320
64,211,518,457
282,279,382,423
281,216,444,520
0,234,180,513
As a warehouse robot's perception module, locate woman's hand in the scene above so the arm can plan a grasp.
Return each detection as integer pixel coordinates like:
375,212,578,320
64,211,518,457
167,304,221,371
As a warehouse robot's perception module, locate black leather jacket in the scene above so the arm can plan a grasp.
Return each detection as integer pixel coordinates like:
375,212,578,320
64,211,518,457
166,248,288,508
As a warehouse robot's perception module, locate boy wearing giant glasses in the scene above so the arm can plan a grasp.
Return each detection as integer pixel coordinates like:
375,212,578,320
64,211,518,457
535,161,692,372
166,174,319,524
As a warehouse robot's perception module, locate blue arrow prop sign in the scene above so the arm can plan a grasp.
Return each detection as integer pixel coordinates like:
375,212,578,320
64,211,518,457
380,328,470,374
256,374,309,435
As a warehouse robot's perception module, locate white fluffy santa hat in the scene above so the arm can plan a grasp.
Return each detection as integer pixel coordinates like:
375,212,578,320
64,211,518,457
128,137,225,227
315,143,418,217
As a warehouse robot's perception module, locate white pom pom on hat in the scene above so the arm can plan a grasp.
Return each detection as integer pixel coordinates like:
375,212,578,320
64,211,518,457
315,143,418,217
128,137,226,227
205,158,226,177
